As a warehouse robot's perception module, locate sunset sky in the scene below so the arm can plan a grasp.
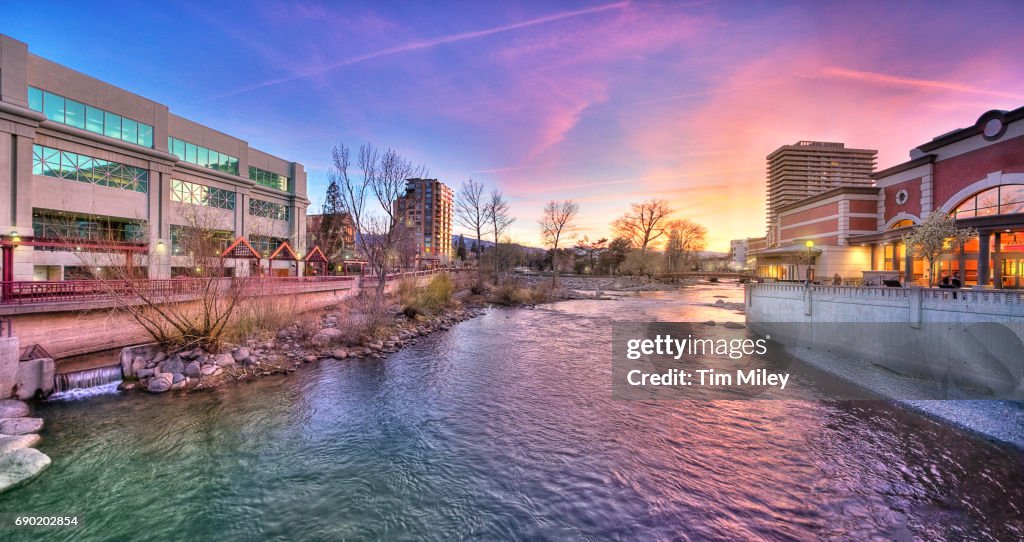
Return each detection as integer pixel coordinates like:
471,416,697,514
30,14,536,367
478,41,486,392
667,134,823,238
4,1,1024,250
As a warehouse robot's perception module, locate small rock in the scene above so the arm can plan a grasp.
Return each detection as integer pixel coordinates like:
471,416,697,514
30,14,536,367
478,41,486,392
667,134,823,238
318,328,343,340
137,368,155,379
303,355,318,363
201,365,221,376
147,377,171,393
232,348,251,362
0,418,44,435
184,361,202,378
118,381,137,391
242,357,257,367
171,372,186,384
0,434,40,454
170,378,188,390
152,352,167,365
180,348,202,361
213,354,235,367
310,333,329,346
0,448,51,494
703,320,717,326
0,400,30,419
132,356,146,374
276,329,290,339
331,349,348,359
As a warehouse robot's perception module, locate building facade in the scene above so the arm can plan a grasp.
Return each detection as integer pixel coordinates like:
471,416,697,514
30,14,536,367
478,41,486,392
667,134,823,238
394,178,453,266
752,106,1024,287
766,141,877,246
0,34,309,281
729,239,748,270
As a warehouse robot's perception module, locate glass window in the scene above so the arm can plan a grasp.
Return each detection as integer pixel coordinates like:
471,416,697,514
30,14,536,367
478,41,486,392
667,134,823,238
185,143,197,164
172,138,185,159
32,144,148,193
122,118,138,144
64,99,86,129
138,123,153,147
1001,185,1024,206
104,112,121,139
86,106,104,134
43,92,65,122
28,87,43,111
198,147,209,168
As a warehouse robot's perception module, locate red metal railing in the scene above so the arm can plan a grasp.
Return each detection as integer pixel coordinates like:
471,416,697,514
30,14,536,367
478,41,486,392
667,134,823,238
0,270,456,306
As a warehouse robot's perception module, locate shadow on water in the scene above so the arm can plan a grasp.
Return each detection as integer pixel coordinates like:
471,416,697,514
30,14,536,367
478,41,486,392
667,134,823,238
0,283,1021,541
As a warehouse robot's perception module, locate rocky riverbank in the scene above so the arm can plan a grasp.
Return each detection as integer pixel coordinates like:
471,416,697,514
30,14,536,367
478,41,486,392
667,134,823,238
0,399,49,494
120,302,486,394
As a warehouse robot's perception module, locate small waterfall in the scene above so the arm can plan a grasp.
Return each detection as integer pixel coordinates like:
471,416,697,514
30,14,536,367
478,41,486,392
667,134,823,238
52,364,123,397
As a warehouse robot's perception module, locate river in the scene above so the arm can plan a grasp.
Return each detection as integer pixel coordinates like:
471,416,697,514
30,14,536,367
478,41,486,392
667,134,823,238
1,284,1022,540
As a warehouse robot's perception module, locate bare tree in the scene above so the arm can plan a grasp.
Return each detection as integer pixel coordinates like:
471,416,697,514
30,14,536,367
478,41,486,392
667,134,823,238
67,206,250,352
611,199,673,252
663,219,707,273
539,199,579,289
454,179,490,270
486,189,514,280
329,143,427,297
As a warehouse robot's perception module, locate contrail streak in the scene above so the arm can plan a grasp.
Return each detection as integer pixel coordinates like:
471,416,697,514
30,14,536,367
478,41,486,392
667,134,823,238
210,1,629,100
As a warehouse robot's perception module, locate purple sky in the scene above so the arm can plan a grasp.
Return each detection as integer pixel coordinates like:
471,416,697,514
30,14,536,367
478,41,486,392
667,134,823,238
4,1,1024,249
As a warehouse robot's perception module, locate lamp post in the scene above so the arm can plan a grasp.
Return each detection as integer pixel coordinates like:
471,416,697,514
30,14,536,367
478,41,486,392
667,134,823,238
805,240,814,284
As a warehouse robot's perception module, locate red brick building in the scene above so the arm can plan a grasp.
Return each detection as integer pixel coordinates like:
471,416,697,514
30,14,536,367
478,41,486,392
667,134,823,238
752,106,1024,287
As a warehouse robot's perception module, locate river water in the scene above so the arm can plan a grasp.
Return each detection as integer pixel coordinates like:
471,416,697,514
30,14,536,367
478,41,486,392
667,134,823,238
2,284,1022,540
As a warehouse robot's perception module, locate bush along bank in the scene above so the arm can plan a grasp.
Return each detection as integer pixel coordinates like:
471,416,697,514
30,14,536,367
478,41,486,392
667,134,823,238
120,295,485,394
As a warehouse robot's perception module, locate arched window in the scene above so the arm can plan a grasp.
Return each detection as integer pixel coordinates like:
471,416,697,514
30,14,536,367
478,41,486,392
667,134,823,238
953,185,1024,219
889,219,914,229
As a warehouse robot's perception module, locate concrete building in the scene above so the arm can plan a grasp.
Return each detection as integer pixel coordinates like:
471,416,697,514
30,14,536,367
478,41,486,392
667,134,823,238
394,178,453,266
766,141,877,246
729,239,748,270
752,106,1024,287
0,34,309,281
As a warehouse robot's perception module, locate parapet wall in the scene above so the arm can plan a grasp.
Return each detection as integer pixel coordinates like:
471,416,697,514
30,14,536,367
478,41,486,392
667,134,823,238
745,283,1024,396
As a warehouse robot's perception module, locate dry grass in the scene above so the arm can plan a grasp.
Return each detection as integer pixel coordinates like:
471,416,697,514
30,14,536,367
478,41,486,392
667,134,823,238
491,278,550,305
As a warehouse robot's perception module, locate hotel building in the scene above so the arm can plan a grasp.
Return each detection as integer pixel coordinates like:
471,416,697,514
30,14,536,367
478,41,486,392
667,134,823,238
765,141,877,246
751,106,1024,287
394,178,453,265
0,34,309,281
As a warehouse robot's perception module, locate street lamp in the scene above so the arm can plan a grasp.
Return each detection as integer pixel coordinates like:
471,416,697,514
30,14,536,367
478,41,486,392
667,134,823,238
805,240,814,283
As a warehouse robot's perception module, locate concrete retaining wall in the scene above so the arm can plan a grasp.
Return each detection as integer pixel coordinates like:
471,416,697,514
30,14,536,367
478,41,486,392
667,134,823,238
5,273,439,362
745,283,1024,396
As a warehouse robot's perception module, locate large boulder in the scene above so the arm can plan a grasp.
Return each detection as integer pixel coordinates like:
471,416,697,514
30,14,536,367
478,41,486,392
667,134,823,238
130,357,147,376
0,434,40,454
0,418,44,435
0,400,29,419
147,377,171,393
232,348,251,362
160,356,184,375
184,361,202,378
0,448,51,494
